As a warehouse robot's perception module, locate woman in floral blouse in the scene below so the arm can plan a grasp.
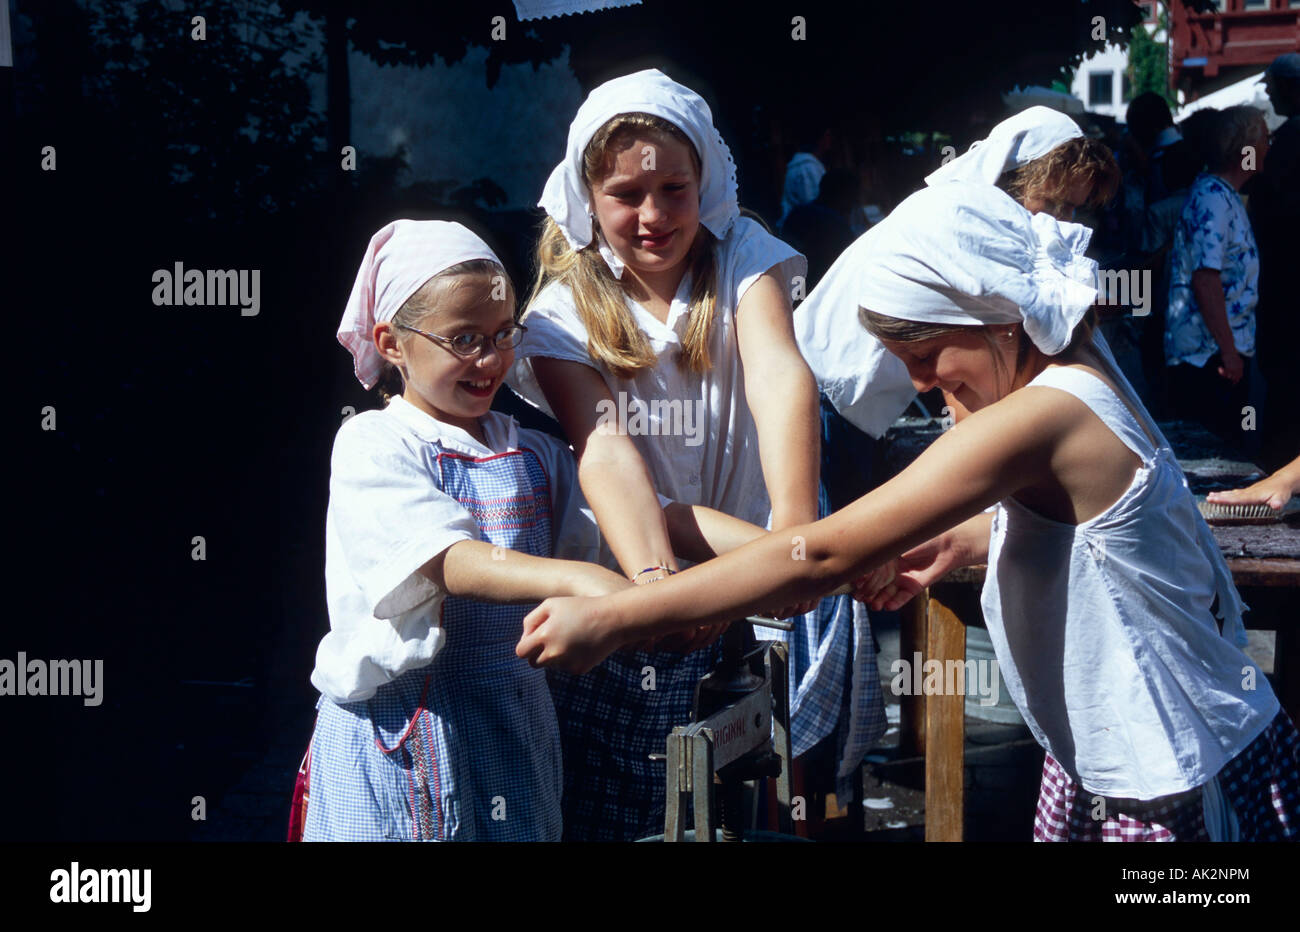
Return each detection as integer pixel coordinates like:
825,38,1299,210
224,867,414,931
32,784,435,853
1164,105,1269,454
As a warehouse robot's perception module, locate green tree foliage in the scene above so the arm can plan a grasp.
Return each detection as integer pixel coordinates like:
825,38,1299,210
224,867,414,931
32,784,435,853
1127,9,1175,106
27,0,329,223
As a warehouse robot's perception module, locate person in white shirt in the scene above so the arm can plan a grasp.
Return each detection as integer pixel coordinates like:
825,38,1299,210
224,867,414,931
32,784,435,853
518,182,1300,842
296,219,752,841
509,69,887,840
778,146,828,229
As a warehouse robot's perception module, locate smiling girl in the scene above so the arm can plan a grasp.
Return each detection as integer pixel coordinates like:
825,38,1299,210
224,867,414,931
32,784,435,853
298,219,760,841
518,183,1300,842
508,70,885,840
295,220,628,841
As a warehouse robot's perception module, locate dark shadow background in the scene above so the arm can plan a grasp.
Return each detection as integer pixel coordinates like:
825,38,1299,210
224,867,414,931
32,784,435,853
3,0,1158,840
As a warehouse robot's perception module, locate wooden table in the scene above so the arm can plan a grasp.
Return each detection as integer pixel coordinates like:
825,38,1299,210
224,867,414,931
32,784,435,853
900,531,1300,842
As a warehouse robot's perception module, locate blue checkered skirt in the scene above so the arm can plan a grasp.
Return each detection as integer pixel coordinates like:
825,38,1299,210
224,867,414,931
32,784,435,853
550,480,887,840
303,650,563,842
754,484,887,798
302,445,564,841
548,642,721,841
551,598,885,840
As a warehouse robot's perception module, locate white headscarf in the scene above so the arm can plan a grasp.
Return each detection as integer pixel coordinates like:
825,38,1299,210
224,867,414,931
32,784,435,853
856,182,1097,354
538,68,739,278
336,220,505,390
796,106,1088,436
925,106,1084,187
859,181,1248,645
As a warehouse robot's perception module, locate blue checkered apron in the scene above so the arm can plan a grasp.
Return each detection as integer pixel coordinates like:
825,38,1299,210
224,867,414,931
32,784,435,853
551,485,886,841
303,445,563,841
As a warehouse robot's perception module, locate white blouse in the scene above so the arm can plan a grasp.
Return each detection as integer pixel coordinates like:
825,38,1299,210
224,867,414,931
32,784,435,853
312,396,606,703
507,216,806,529
509,222,887,780
982,366,1278,799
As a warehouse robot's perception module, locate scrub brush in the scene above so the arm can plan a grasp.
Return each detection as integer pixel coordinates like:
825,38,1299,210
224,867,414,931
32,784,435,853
1197,498,1297,526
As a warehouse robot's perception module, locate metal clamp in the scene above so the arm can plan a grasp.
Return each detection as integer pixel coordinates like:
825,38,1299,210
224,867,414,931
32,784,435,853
663,638,793,841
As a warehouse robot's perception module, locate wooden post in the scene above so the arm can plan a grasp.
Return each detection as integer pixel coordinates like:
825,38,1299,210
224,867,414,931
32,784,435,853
898,593,928,757
924,595,966,842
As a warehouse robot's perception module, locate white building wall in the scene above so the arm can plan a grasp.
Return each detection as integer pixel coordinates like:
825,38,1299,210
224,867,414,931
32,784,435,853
1072,43,1130,120
348,44,584,209
1069,8,1169,123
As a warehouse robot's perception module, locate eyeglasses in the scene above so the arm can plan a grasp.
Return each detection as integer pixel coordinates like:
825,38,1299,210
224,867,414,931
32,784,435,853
397,323,527,358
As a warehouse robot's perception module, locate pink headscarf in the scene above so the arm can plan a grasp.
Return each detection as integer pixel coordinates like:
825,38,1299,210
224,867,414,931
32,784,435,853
337,220,504,389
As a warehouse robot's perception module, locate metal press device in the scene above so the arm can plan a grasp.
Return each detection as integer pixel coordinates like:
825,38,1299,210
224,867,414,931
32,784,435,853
659,614,797,842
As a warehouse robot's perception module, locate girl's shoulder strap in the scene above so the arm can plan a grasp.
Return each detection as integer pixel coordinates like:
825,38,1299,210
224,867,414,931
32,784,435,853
1027,364,1157,460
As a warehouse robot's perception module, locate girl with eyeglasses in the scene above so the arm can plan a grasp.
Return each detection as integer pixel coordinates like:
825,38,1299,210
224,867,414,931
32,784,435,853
294,220,754,840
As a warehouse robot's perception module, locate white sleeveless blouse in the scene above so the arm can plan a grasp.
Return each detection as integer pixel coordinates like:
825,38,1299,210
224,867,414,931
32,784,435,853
981,365,1278,799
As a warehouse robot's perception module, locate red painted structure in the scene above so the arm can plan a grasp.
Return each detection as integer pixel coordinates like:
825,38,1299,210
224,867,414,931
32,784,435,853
1170,1,1300,93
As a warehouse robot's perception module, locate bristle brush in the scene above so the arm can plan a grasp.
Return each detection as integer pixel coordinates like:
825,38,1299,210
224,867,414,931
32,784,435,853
1197,499,1297,526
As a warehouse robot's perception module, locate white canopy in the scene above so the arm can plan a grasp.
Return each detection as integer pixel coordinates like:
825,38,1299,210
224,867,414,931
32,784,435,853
1177,71,1285,131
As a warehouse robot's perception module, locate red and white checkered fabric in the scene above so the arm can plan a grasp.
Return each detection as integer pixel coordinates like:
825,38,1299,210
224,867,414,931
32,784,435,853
1033,710,1300,842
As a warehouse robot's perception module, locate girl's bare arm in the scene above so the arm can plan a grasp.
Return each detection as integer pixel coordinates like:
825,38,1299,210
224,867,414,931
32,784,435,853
736,270,821,530
424,540,631,602
519,388,1069,671
856,511,993,611
532,357,680,579
662,502,767,563
1207,455,1300,510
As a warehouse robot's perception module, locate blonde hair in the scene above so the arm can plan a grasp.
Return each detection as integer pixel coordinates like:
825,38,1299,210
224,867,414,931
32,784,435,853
376,259,515,403
997,137,1121,210
528,113,719,378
